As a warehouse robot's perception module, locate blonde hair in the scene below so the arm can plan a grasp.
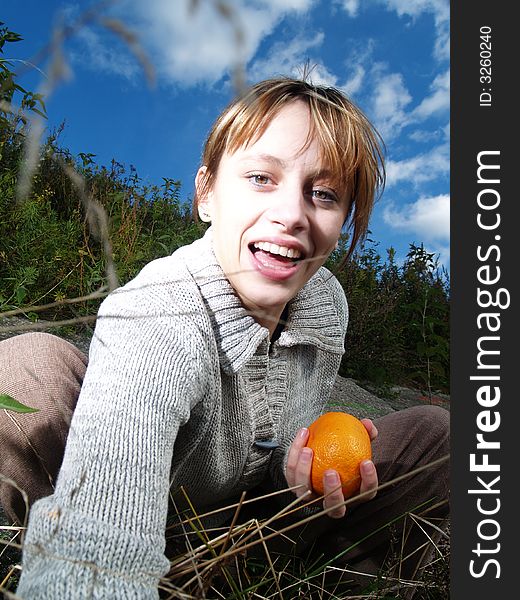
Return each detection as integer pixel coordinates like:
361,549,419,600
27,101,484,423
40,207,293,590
195,77,385,258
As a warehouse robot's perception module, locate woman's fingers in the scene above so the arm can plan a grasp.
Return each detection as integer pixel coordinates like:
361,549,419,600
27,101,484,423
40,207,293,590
293,447,313,497
323,459,378,518
360,418,378,441
322,470,346,518
285,427,312,496
358,459,378,500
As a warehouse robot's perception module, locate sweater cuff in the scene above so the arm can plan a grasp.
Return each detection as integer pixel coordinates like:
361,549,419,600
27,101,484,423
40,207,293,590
17,497,170,599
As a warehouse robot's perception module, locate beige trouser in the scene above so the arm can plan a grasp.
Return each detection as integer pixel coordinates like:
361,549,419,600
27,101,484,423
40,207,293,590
0,332,449,597
0,333,87,524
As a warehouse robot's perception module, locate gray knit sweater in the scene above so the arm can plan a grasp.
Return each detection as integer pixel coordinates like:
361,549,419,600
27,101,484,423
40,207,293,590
17,228,348,598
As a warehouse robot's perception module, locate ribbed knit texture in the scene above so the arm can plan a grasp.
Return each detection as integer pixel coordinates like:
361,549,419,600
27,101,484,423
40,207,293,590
17,228,348,598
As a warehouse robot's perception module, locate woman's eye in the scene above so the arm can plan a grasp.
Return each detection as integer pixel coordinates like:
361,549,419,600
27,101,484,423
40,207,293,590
249,174,270,186
312,189,337,203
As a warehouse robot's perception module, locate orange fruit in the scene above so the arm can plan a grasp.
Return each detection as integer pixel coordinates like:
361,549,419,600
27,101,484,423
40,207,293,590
306,411,372,498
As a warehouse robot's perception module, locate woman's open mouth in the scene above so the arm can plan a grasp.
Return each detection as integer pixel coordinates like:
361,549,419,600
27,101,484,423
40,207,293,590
248,241,305,280
251,241,302,260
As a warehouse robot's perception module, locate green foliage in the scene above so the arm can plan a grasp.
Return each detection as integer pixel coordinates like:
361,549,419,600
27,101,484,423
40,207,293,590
0,22,46,151
0,132,206,317
400,243,450,395
0,394,39,413
328,235,450,392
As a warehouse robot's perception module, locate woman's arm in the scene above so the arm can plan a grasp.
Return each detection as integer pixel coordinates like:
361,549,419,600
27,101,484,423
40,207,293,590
17,282,205,598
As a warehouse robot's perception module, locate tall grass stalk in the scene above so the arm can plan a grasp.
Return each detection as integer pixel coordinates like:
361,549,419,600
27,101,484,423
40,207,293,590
0,461,449,599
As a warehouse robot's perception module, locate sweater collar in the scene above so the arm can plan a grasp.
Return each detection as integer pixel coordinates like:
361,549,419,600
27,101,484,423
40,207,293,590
185,228,345,374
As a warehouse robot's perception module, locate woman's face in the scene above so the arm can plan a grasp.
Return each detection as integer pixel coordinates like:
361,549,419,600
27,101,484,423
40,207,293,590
196,101,349,334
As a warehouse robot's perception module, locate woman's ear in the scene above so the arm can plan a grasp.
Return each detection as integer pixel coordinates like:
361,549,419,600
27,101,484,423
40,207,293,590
195,166,212,223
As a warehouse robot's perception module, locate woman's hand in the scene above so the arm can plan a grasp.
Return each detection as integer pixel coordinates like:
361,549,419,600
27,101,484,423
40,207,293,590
285,418,379,519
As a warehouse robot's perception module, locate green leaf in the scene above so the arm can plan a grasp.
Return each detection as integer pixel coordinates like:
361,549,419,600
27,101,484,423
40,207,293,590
0,394,39,413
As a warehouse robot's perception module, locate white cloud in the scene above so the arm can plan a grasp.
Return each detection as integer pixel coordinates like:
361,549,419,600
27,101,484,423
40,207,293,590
248,32,337,85
59,3,141,81
337,0,360,17
121,0,316,86
269,0,315,8
338,0,449,62
72,26,140,81
410,69,450,121
385,143,449,188
408,128,442,143
330,2,448,141
380,0,450,61
341,64,365,96
370,70,412,139
344,60,448,141
67,0,317,86
383,193,450,242
334,40,374,98
379,0,449,21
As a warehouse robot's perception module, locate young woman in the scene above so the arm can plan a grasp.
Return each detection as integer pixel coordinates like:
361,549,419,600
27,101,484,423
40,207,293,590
0,77,449,598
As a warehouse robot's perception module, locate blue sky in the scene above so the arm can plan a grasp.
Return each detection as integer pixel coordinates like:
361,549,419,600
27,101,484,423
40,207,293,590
3,0,450,270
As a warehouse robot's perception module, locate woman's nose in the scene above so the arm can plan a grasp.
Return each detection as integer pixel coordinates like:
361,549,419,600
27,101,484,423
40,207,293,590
267,185,308,231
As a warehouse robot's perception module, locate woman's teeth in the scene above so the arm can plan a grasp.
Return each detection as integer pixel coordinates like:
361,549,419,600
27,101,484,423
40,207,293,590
253,241,301,259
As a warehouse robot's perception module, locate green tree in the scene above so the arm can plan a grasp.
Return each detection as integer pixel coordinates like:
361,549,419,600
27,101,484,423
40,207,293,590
328,237,449,392
0,22,46,143
399,243,450,395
